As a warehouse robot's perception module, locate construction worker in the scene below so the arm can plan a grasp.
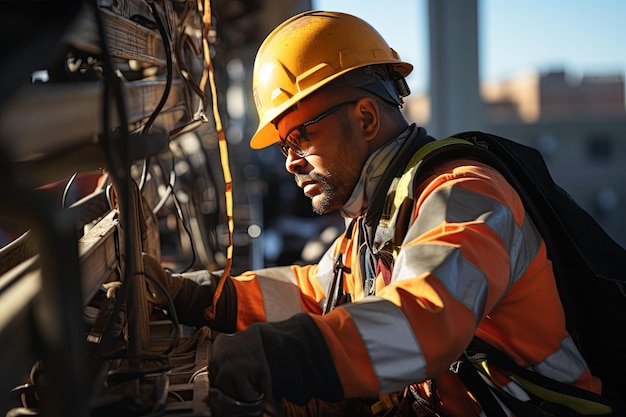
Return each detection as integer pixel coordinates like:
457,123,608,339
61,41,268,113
145,10,614,417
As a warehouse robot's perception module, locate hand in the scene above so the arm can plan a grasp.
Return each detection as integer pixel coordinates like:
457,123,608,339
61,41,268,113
209,325,273,404
142,253,237,332
207,388,265,417
208,314,344,413
142,252,184,307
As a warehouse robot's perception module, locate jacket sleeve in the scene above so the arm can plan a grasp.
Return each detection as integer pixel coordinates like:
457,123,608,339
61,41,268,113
229,235,347,330
307,160,582,400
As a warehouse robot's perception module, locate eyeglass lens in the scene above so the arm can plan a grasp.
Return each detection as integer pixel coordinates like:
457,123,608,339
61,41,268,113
278,100,357,157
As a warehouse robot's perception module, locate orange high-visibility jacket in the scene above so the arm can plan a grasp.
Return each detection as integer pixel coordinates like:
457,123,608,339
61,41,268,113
225,130,601,415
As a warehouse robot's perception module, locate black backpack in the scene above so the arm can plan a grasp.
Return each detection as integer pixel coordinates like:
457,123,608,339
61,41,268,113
373,131,626,413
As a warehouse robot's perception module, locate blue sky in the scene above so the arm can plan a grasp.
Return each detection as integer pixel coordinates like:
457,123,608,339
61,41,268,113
313,0,626,94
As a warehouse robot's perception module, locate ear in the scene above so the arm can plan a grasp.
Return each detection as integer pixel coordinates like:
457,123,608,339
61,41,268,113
355,97,380,141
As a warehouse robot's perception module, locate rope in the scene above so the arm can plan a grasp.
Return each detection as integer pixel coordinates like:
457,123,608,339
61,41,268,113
199,0,234,320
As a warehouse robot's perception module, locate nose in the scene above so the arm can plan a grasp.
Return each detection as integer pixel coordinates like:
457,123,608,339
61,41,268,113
284,149,307,173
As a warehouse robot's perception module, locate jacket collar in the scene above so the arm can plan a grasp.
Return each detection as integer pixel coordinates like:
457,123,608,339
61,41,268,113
341,124,431,218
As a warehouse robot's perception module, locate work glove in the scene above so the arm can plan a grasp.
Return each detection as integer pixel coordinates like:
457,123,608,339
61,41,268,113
207,313,344,413
142,253,237,333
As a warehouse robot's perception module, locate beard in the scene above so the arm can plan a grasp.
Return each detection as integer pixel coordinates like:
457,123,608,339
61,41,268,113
310,172,337,215
296,162,359,215
294,171,339,215
296,119,362,215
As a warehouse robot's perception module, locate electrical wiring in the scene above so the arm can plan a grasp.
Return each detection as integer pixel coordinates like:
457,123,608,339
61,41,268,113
142,0,174,135
151,167,176,215
170,188,198,273
144,150,176,214
1,1,230,415
140,270,181,354
139,150,199,273
175,0,209,115
61,172,78,208
5,406,39,417
103,280,122,299
187,365,208,384
91,1,130,181
138,157,150,191
89,0,153,389
82,2,231,414
105,183,115,209
164,0,218,138
138,1,175,192
167,390,185,402
168,136,222,261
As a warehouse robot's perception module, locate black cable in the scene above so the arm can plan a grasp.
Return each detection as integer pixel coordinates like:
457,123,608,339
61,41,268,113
140,270,181,355
138,1,174,191
147,151,176,215
175,0,208,113
89,0,139,381
152,166,176,215
151,155,198,273
174,136,222,258
91,1,129,179
143,0,174,135
171,188,197,273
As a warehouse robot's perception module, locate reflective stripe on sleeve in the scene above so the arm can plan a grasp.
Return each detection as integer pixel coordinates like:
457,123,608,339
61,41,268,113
510,214,542,282
408,185,542,284
314,240,340,308
393,244,489,322
254,266,303,322
531,336,589,383
342,297,427,393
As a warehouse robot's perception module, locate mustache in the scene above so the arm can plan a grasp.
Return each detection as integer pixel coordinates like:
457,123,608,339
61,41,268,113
294,174,310,184
294,172,327,185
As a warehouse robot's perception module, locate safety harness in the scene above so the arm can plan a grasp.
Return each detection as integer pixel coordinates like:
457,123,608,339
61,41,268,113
360,135,625,416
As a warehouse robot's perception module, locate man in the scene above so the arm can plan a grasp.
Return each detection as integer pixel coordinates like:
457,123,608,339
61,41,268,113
148,10,606,416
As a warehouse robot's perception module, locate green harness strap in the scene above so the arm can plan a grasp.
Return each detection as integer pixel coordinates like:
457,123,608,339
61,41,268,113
379,137,472,228
374,137,621,417
374,137,472,258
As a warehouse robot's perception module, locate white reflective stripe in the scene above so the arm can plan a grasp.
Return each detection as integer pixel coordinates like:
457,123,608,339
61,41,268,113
342,297,427,393
412,186,509,237
502,378,532,401
393,244,489,322
530,336,589,383
255,266,303,322
409,185,542,284
510,214,542,282
315,240,339,300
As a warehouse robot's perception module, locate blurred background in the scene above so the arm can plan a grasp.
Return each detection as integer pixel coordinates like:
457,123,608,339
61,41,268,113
2,0,625,272
1,1,624,415
214,0,626,271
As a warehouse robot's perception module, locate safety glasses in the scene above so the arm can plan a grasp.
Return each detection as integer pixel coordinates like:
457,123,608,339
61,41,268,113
278,100,358,157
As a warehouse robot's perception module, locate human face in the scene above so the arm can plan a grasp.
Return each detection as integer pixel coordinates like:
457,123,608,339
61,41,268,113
277,101,358,157
276,95,368,214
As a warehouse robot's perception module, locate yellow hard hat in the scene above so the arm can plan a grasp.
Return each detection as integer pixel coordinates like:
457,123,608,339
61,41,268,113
250,10,413,149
